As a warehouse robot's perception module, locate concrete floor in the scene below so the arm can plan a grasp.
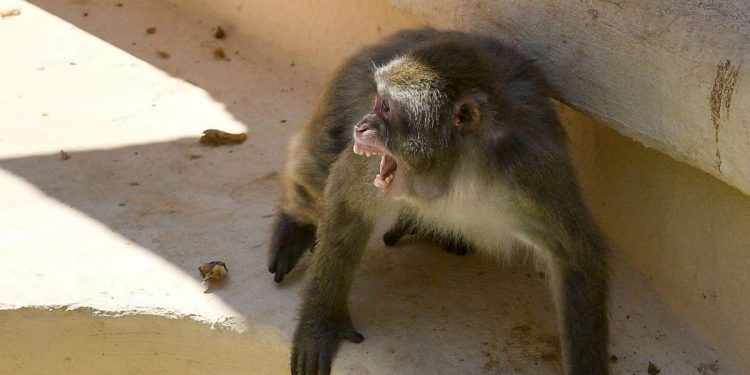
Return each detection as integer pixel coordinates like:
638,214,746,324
0,1,739,374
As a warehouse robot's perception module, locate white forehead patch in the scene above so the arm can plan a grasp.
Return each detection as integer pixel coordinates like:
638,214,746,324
374,56,408,93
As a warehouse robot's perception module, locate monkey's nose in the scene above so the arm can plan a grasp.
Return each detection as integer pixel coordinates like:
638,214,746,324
355,121,374,133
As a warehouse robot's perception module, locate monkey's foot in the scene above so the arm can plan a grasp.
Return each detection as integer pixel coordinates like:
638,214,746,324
292,313,363,375
443,238,471,255
383,226,416,246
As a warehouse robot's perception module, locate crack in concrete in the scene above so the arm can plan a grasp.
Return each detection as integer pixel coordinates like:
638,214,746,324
709,60,740,172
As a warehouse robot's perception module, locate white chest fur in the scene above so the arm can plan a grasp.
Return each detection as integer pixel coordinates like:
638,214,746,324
410,172,526,255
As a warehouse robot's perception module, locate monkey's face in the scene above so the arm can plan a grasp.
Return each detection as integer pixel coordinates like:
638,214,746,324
352,91,475,200
352,93,405,198
353,55,485,200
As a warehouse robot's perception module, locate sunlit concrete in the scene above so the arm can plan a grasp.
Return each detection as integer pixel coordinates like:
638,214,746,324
0,1,744,374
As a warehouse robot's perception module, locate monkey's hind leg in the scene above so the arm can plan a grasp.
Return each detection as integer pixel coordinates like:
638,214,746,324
441,236,471,255
383,213,416,246
384,213,471,255
268,211,316,283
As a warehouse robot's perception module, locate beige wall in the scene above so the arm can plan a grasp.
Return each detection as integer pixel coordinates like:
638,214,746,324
562,104,750,370
175,0,750,369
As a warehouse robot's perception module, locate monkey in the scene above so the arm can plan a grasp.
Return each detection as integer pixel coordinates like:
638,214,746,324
268,28,610,374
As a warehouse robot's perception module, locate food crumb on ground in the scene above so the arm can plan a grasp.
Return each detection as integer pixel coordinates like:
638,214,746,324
647,361,661,375
0,8,21,18
213,47,228,61
156,50,170,59
199,129,247,146
214,26,226,39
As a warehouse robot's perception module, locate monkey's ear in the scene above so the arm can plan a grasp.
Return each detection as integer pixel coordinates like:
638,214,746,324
453,96,482,133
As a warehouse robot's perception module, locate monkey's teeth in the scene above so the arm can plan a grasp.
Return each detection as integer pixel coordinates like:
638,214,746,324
374,173,393,190
353,144,364,155
366,152,372,157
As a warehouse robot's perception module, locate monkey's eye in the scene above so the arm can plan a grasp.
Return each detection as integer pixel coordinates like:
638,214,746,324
381,98,390,113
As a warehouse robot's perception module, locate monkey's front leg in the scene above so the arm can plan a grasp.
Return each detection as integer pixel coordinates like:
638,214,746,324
552,239,610,375
291,201,373,375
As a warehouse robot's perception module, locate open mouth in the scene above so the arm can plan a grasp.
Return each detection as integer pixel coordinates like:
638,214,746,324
352,141,399,195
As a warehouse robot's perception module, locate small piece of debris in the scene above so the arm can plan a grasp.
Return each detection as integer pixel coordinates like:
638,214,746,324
199,261,228,281
129,182,139,186
647,361,661,375
156,50,170,59
0,8,21,18
116,2,123,7
118,203,126,207
280,119,287,123
289,61,296,67
697,361,720,375
213,47,228,61
187,154,202,160
60,150,71,160
83,12,88,17
609,355,618,363
146,26,156,34
199,261,229,292
199,129,247,146
214,26,226,39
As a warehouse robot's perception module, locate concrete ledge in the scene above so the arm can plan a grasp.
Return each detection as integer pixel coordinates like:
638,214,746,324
0,0,747,373
0,308,288,374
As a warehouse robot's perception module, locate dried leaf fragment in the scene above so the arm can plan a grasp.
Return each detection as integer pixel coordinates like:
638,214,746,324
156,50,170,59
0,8,20,18
213,47,228,61
200,129,247,146
199,261,228,282
214,26,226,39
60,150,71,160
647,362,661,375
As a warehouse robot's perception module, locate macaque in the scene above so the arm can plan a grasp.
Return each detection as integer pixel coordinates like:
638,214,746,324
268,28,610,375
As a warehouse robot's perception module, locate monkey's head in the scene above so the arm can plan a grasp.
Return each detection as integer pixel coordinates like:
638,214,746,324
353,41,490,200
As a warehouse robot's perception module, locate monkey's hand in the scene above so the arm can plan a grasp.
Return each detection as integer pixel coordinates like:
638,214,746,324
291,307,364,375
